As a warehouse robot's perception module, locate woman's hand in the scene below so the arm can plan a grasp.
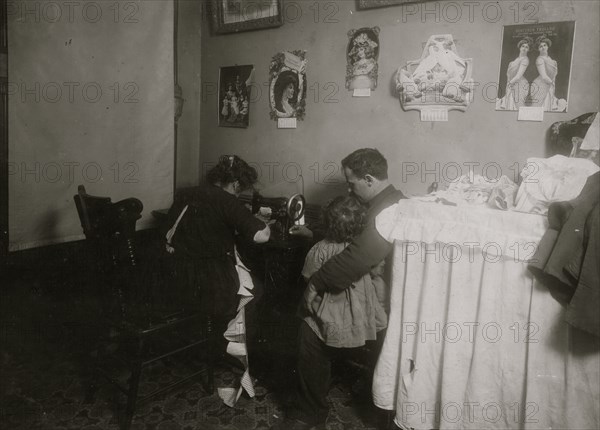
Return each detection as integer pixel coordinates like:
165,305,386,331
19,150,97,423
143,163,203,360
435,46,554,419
254,213,272,224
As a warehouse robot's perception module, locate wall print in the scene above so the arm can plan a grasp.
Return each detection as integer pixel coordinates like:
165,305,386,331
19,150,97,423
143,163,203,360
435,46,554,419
210,0,283,35
496,21,575,112
219,65,253,128
269,51,307,120
346,27,380,91
395,34,473,116
357,0,436,10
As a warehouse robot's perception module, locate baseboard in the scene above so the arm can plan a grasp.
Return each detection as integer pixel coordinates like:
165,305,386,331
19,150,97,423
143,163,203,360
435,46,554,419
1,228,161,275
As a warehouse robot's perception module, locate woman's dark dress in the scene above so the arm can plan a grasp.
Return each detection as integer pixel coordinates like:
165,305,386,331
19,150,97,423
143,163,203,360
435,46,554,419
166,185,265,320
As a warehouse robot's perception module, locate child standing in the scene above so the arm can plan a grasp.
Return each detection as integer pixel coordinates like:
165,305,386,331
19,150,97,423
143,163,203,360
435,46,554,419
300,195,387,349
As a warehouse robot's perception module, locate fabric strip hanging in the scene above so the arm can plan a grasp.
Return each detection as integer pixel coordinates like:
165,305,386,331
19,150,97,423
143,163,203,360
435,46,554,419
217,246,256,406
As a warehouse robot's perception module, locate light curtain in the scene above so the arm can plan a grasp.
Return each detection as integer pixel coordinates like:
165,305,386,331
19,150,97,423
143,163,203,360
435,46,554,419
8,0,174,250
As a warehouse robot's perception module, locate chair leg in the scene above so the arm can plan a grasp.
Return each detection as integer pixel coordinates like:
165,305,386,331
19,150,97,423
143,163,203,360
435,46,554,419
122,337,144,430
205,316,215,393
377,409,397,430
84,322,110,404
84,344,103,404
204,361,215,394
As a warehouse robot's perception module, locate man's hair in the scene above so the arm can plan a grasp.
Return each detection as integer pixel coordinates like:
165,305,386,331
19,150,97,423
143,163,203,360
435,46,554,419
341,148,388,180
322,195,366,243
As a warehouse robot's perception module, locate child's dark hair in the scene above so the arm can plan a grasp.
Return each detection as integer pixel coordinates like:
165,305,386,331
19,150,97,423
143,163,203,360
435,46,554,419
206,155,258,191
322,195,367,243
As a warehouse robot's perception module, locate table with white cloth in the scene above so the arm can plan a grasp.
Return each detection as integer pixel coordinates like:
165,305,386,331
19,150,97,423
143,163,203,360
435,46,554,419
372,199,600,430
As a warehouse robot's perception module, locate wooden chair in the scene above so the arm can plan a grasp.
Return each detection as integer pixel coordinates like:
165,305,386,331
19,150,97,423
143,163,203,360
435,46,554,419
74,185,214,430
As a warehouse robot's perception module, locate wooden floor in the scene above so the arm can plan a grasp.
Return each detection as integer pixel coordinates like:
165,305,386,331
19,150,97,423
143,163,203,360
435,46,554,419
1,233,393,430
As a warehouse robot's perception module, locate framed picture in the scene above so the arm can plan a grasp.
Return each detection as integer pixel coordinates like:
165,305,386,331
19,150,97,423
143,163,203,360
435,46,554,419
210,0,283,34
218,65,254,128
396,34,474,116
346,27,380,91
495,21,575,112
269,51,307,121
357,0,435,10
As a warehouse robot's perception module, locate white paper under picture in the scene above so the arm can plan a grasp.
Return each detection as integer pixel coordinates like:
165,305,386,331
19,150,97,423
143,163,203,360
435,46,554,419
269,50,307,129
346,27,380,97
496,21,575,113
395,34,473,121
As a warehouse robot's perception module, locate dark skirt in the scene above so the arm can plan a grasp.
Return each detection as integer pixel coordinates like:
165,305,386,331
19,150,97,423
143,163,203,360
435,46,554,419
174,254,240,320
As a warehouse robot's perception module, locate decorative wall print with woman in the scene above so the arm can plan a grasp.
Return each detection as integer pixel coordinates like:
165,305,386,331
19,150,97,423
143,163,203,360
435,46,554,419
395,34,473,118
531,35,564,111
274,71,299,117
269,50,307,121
346,27,380,92
496,21,575,113
219,65,254,127
496,37,532,110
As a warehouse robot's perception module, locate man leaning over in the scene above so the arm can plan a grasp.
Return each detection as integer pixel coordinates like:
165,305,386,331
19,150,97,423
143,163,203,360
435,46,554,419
272,148,406,430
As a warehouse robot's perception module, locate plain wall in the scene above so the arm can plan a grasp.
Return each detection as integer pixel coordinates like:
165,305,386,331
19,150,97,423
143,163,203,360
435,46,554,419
190,0,598,203
175,0,203,187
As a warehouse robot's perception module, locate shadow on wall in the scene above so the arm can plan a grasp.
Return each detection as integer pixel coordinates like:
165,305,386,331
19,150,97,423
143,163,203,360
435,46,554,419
35,210,60,245
258,178,348,205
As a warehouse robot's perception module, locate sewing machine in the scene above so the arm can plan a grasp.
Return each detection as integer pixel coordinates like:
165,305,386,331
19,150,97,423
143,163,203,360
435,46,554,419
251,192,306,241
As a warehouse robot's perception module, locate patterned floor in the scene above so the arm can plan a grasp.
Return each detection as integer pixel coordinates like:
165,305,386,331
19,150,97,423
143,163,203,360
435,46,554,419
1,272,384,430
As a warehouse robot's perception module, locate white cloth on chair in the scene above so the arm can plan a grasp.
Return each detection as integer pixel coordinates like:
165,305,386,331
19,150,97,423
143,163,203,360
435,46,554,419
164,205,188,254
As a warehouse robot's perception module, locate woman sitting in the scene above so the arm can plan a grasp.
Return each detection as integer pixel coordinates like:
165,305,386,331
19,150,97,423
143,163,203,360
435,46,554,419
165,155,270,345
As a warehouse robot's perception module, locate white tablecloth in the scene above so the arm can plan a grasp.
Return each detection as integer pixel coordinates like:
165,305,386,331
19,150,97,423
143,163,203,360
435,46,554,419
372,200,600,430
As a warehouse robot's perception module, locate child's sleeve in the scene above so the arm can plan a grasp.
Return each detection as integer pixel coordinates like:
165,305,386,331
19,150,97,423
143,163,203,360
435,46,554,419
301,242,326,281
